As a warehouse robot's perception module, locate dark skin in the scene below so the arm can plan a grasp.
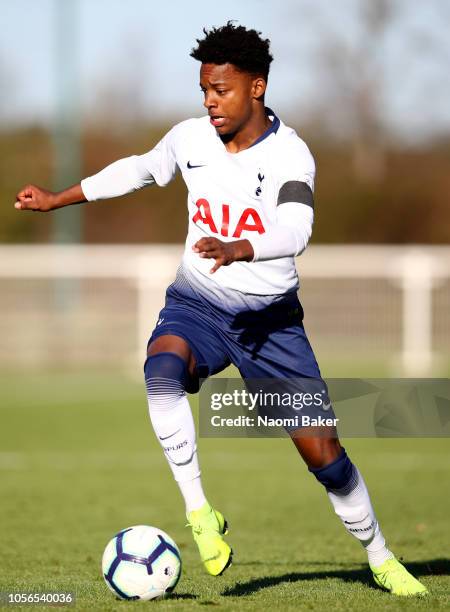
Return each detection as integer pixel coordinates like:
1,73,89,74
14,62,341,468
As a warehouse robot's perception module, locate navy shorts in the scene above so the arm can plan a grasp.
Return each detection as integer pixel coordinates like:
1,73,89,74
147,272,336,431
147,271,325,383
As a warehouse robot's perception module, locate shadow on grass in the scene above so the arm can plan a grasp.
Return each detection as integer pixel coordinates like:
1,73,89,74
222,558,450,597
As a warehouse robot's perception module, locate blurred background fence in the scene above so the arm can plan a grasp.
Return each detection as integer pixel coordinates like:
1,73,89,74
1,244,448,377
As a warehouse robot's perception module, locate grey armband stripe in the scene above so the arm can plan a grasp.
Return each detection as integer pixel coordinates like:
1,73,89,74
277,180,314,209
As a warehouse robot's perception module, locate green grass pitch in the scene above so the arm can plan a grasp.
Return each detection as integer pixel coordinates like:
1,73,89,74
1,371,449,611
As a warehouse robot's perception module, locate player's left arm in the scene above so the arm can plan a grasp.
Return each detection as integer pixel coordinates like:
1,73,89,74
246,180,314,262
246,142,316,263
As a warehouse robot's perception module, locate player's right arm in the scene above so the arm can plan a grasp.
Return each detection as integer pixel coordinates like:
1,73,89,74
14,124,180,212
15,183,86,212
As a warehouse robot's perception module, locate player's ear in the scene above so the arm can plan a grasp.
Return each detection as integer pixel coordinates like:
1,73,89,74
252,76,267,100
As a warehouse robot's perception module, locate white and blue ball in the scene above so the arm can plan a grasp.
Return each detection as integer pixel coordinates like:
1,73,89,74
102,525,182,601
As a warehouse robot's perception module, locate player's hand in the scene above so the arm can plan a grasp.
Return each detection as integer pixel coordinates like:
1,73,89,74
192,237,254,273
14,185,57,212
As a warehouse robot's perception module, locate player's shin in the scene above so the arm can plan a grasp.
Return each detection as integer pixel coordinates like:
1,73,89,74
309,448,393,567
144,351,232,576
144,352,207,513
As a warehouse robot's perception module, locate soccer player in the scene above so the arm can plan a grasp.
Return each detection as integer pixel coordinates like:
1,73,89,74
15,22,427,596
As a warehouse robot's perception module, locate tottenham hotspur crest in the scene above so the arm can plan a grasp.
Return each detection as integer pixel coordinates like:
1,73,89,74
255,169,265,196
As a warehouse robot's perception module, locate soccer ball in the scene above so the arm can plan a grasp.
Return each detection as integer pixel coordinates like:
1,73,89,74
102,525,182,601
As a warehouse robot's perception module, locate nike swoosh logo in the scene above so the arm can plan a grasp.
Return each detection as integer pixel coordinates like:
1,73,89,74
187,161,206,169
344,514,369,525
158,429,181,441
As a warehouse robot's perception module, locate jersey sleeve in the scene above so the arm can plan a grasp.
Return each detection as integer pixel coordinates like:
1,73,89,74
136,125,179,187
247,203,313,262
277,138,316,192
246,139,316,262
80,126,180,201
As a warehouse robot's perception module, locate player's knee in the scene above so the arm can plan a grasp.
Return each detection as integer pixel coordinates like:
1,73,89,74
309,448,357,494
144,352,188,411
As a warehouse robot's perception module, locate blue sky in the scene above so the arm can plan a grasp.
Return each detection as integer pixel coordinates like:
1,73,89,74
1,0,449,143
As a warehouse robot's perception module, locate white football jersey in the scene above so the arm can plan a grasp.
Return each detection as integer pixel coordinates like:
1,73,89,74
82,110,315,310
140,112,315,296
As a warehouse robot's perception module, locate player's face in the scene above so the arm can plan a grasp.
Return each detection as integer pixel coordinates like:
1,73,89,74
200,63,265,136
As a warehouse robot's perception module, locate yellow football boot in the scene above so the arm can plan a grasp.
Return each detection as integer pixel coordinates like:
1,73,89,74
371,557,428,596
186,502,232,576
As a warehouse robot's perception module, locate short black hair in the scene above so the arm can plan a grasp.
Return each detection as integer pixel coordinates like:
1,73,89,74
190,21,273,81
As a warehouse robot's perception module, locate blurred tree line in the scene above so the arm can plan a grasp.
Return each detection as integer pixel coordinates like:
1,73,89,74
1,122,449,244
